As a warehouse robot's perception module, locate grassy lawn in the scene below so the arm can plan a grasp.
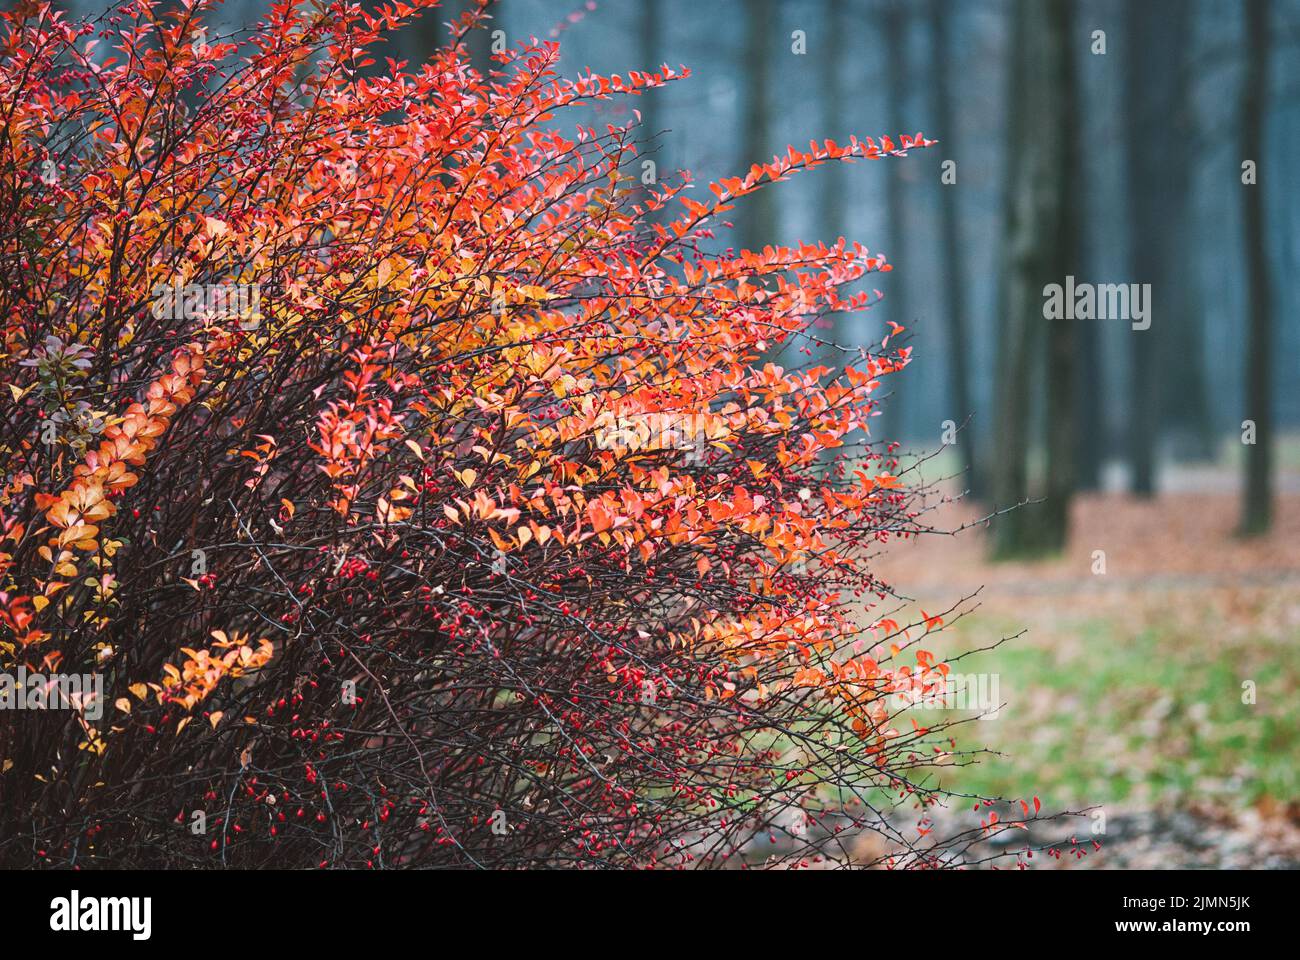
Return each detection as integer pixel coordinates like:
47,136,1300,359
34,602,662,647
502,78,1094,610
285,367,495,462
933,603,1300,812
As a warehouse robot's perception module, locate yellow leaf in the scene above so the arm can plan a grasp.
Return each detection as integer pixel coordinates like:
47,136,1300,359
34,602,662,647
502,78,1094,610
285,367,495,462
115,698,131,714
32,595,49,613
458,468,477,488
129,683,148,700
376,497,412,524
208,711,223,729
404,439,425,460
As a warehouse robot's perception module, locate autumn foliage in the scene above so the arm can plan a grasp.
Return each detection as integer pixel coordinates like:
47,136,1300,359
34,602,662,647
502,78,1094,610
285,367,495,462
0,0,1052,868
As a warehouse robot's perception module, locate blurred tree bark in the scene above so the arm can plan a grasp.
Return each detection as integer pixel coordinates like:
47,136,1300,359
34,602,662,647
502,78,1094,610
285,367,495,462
821,0,847,363
1122,0,1195,496
1158,10,1214,464
990,0,1069,559
1073,302,1103,489
401,12,436,65
929,0,977,495
397,0,491,74
638,0,665,226
463,0,494,76
1240,0,1274,535
879,0,911,446
739,0,777,254
1040,0,1080,553
1071,0,1101,494
819,0,847,257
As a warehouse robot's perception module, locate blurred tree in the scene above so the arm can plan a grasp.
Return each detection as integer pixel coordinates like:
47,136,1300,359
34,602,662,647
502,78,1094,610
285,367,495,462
929,0,976,494
990,0,1069,559
467,1,493,74
397,0,491,74
1121,2,1158,496
1040,0,1081,553
1122,0,1196,495
395,0,439,67
1241,0,1275,535
739,0,777,254
1158,10,1213,465
1072,299,1103,490
879,0,911,446
821,0,847,360
639,0,665,107
1071,0,1101,494
638,0,666,225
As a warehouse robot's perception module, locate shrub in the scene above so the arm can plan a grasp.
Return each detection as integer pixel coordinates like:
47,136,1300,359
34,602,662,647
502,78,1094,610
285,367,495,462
0,0,1037,868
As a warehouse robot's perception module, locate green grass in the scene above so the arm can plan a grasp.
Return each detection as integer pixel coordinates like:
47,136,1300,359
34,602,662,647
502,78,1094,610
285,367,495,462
934,612,1300,811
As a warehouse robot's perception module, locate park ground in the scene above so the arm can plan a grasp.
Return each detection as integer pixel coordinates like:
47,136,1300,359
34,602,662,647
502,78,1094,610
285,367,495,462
857,444,1300,868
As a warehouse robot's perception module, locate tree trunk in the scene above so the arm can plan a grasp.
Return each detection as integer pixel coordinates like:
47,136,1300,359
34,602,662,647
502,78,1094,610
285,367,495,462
739,0,777,254
1073,305,1104,489
879,0,911,446
990,0,1067,559
638,0,665,225
1040,0,1080,553
1155,5,1213,464
822,0,847,356
929,0,977,494
396,0,444,67
1122,0,1185,497
820,0,847,252
1240,0,1274,536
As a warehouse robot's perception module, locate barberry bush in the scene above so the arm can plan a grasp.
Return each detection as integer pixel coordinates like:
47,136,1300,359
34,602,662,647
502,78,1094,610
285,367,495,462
0,0,1048,868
